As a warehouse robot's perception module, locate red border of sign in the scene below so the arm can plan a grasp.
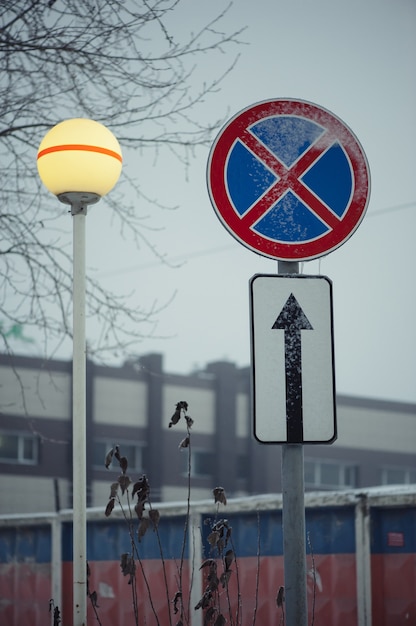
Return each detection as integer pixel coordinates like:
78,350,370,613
207,99,370,261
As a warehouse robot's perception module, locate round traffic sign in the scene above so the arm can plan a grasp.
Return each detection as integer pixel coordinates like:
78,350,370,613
207,99,370,261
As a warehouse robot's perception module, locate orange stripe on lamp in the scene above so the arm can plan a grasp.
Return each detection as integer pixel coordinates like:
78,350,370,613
37,144,123,163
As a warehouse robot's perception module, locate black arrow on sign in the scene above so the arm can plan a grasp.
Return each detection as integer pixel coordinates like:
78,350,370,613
272,293,313,443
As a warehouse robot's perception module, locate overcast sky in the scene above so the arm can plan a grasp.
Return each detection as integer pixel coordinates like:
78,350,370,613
32,0,416,404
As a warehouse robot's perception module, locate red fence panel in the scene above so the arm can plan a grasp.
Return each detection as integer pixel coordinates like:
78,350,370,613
371,506,416,625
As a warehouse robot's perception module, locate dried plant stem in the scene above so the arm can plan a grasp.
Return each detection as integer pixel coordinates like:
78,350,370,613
177,420,193,624
119,492,159,626
223,565,234,626
149,500,173,626
232,536,242,626
307,531,316,626
251,511,261,626
125,493,140,625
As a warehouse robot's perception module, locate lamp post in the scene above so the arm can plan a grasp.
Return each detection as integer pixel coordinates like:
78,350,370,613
37,119,122,625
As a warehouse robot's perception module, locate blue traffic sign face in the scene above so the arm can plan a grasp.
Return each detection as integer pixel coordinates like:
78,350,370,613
207,99,370,261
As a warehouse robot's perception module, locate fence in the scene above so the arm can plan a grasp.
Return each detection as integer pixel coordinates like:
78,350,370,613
0,486,415,625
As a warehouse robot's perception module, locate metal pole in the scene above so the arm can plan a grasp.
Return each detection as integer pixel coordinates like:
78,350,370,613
355,494,372,625
278,259,308,626
190,511,203,626
72,205,87,625
51,514,62,625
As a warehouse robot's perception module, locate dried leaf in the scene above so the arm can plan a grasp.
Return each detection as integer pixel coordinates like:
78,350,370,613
119,456,128,474
204,607,215,625
178,436,190,449
200,559,218,592
169,401,189,427
132,480,141,499
149,508,160,529
224,549,234,571
49,599,61,626
206,573,219,592
120,553,128,572
105,447,114,469
120,553,135,578
185,415,194,429
194,590,212,610
132,474,150,502
105,498,115,517
109,482,119,499
114,445,121,462
213,487,227,505
53,607,61,626
169,409,181,428
199,558,217,571
134,500,145,520
276,585,285,608
89,590,99,608
172,591,182,614
220,569,232,588
118,474,131,495
138,517,150,541
207,531,220,549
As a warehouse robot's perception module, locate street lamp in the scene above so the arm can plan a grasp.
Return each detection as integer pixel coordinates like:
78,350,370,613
37,118,122,626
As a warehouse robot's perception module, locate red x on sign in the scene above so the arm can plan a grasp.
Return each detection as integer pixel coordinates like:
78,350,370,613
207,99,371,261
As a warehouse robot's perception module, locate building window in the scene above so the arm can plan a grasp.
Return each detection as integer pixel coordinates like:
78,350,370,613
0,431,38,465
181,449,215,478
381,466,416,486
93,440,145,472
304,459,357,490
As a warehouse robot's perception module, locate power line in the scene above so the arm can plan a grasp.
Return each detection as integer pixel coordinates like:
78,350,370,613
97,200,416,277
366,200,415,217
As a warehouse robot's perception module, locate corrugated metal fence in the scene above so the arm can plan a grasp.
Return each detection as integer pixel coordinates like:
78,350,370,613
0,486,415,625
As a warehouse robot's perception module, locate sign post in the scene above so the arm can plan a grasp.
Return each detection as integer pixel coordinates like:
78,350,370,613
280,261,307,626
207,98,370,626
250,268,336,625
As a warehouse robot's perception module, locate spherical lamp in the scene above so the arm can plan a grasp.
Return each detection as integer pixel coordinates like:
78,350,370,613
37,118,122,208
36,117,122,626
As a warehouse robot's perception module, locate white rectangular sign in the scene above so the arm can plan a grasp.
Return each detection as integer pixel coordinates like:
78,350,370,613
250,274,336,444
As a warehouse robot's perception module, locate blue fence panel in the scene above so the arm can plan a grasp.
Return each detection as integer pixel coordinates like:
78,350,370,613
0,524,51,564
371,506,416,554
201,506,355,558
61,514,188,561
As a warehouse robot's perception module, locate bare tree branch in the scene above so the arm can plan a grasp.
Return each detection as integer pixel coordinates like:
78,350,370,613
0,0,244,359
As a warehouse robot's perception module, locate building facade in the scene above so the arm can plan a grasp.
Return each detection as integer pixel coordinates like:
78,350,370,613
0,352,415,514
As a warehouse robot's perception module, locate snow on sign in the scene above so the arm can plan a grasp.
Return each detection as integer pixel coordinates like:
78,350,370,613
207,99,370,261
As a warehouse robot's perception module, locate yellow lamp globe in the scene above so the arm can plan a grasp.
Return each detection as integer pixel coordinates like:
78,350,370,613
37,118,122,201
